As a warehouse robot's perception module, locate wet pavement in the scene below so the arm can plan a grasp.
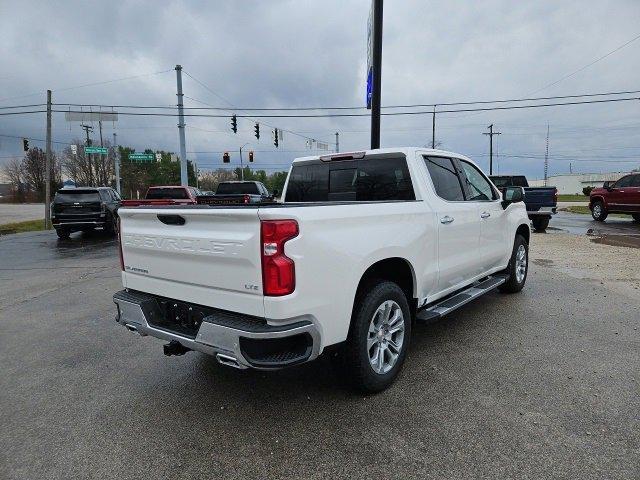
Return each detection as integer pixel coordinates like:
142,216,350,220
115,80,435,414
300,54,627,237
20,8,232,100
1,229,639,479
549,212,640,248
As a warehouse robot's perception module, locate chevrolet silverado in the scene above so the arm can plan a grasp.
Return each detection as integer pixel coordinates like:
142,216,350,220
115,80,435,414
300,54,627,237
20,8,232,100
114,148,530,392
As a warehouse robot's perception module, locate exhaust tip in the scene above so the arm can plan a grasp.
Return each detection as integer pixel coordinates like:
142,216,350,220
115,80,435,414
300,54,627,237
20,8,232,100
216,353,244,369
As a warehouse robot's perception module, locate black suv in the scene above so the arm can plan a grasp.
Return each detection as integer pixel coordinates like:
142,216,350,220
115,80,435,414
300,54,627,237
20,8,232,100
51,187,121,239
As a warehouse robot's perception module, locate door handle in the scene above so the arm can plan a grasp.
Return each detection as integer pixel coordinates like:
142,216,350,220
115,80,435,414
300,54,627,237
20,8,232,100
157,214,186,226
440,216,454,224
480,212,491,219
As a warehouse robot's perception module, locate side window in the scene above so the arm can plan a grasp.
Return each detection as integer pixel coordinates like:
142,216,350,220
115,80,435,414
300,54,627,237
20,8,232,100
629,175,640,187
459,161,497,201
615,176,633,188
424,156,465,201
112,189,121,201
99,190,110,202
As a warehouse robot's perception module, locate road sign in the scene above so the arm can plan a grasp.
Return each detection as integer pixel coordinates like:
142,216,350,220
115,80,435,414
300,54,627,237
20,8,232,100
65,112,118,122
84,146,108,155
155,153,162,162
70,144,77,155
128,153,155,162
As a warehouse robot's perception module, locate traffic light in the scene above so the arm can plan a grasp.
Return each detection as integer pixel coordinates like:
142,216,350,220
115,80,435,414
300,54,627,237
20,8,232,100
223,151,230,163
254,123,260,140
231,115,237,134
273,128,279,148
248,151,254,162
22,138,29,151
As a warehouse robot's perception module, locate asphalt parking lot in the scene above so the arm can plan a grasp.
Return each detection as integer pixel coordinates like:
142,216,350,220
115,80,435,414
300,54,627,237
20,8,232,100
1,214,639,479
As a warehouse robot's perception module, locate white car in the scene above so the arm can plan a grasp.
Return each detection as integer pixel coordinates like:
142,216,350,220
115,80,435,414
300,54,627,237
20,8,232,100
114,148,530,392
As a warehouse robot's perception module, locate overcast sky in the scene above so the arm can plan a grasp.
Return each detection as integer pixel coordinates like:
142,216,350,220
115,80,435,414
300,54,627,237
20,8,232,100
1,0,639,179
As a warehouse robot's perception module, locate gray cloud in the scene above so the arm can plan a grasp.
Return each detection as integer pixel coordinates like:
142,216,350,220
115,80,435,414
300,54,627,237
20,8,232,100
1,0,639,179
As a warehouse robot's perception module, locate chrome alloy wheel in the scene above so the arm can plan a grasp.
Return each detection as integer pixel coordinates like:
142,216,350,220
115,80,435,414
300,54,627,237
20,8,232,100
515,244,527,283
367,300,405,374
593,203,602,218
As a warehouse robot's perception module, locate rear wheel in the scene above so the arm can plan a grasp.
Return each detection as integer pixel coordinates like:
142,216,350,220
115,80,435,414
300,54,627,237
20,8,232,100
591,201,608,222
632,214,640,223
335,281,412,393
531,217,550,232
55,228,70,239
499,234,528,294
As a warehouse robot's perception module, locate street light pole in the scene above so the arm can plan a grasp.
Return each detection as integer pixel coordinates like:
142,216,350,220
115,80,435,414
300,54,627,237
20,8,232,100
239,143,249,181
370,0,384,149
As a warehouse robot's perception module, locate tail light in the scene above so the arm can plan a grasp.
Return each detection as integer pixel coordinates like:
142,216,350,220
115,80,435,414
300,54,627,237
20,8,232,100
261,220,298,296
554,188,558,202
244,194,250,204
117,217,124,271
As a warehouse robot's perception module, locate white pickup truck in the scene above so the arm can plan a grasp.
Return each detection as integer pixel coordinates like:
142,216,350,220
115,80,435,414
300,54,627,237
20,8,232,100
114,148,530,392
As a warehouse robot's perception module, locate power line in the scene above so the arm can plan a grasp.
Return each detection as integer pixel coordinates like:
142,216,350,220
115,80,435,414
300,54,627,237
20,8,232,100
531,33,640,94
46,88,640,112
0,69,173,102
46,96,640,118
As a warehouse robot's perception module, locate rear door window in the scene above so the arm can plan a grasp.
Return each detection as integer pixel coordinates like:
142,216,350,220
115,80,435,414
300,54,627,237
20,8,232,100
285,155,414,202
54,191,101,203
424,156,465,201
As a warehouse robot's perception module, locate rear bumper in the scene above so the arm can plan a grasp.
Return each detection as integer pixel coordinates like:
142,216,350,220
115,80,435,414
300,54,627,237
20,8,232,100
52,214,107,229
527,206,556,217
113,289,321,369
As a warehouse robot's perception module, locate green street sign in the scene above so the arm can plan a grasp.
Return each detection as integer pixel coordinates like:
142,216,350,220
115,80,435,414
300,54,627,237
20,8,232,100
128,153,155,162
84,146,108,155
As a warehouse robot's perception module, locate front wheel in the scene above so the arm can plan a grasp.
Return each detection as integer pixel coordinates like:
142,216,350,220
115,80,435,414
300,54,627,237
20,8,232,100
531,217,550,232
335,281,412,393
499,234,528,294
591,201,608,222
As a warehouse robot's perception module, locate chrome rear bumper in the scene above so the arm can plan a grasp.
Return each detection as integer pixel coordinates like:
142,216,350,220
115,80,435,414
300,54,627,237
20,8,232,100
113,289,321,369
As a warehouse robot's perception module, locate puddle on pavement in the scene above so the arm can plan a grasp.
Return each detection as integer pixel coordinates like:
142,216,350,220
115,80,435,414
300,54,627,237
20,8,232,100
590,234,640,249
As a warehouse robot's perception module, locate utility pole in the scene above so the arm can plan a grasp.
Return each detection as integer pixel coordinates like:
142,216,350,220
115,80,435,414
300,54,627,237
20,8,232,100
335,132,340,153
370,0,383,149
45,90,52,230
483,124,501,175
113,132,120,195
431,105,436,149
98,120,103,147
175,65,188,186
81,124,93,185
544,124,550,186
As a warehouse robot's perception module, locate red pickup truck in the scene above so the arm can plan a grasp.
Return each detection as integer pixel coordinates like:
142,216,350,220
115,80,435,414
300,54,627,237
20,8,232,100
121,186,202,207
589,173,640,222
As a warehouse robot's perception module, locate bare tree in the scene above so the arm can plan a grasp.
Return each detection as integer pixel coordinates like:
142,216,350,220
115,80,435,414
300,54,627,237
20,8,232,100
19,148,60,201
62,138,114,186
198,169,237,192
2,157,25,201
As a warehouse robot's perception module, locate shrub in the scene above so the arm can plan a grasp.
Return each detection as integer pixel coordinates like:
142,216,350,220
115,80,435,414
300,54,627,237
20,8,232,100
582,186,593,196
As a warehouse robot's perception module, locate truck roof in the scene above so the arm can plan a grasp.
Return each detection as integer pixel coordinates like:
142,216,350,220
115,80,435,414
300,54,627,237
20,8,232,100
291,147,473,165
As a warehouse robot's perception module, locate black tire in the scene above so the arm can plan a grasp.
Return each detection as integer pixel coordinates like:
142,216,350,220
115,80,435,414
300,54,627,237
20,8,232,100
632,214,640,223
55,228,70,239
334,280,412,393
531,217,550,232
591,201,608,222
499,234,528,294
104,216,116,236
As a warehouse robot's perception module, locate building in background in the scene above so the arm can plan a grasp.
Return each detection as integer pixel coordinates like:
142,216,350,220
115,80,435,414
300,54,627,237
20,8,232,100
529,172,631,194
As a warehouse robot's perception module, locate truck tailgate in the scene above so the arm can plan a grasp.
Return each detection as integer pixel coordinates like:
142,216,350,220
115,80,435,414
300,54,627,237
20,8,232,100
118,207,264,315
524,187,556,210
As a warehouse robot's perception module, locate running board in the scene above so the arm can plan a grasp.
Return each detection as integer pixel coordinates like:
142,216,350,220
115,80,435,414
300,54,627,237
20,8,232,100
416,275,508,323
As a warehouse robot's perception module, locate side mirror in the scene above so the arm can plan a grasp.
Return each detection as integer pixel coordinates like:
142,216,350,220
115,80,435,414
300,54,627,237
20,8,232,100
501,186,524,209
603,181,614,191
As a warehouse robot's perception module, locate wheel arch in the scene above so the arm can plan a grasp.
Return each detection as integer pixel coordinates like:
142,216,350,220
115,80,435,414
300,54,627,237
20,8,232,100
590,195,605,209
516,223,530,244
352,257,417,319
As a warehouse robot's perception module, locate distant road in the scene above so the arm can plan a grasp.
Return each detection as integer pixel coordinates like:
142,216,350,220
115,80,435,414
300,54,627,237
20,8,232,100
0,203,44,224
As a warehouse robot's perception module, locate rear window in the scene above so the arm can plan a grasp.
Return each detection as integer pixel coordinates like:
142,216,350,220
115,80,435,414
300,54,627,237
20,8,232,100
490,176,528,188
54,191,100,203
216,183,260,195
285,155,415,202
146,188,189,200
